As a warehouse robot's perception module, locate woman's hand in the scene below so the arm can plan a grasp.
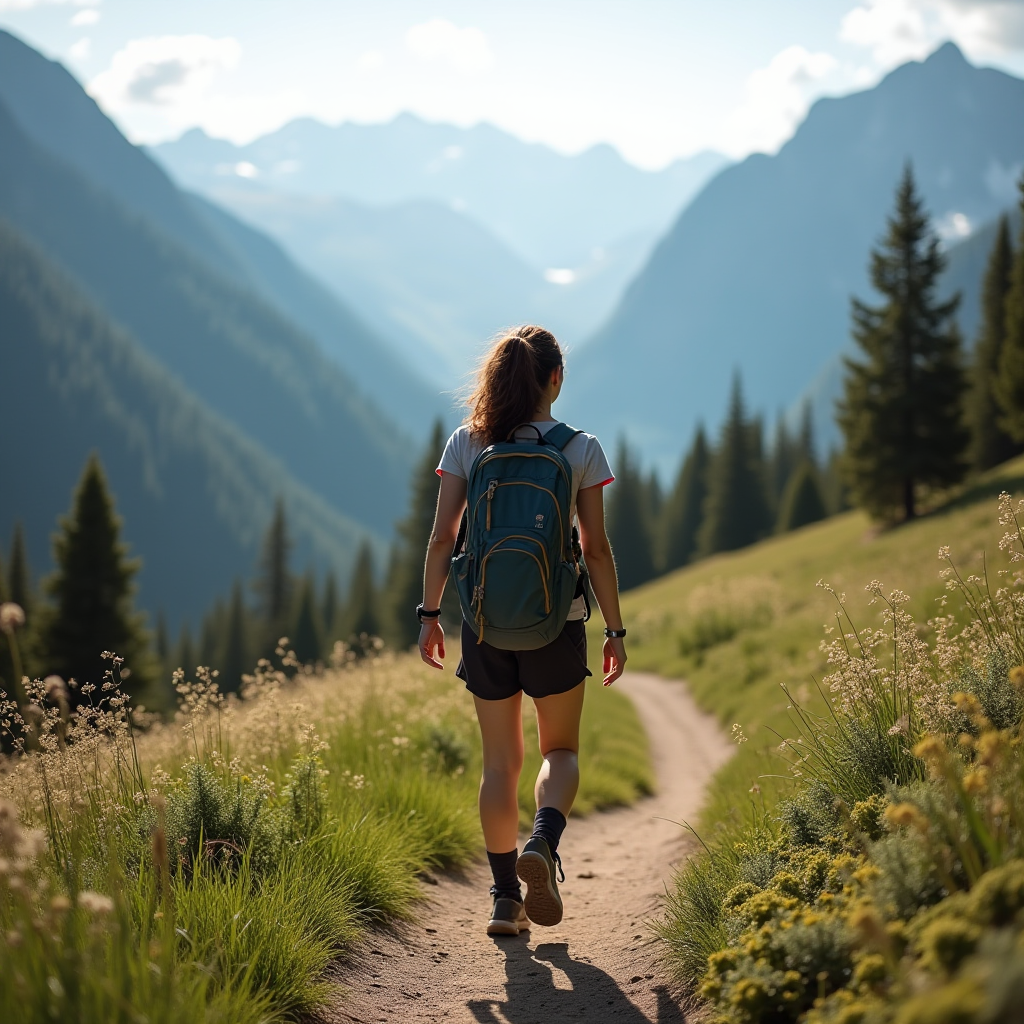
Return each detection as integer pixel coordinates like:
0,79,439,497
602,636,626,686
419,619,446,669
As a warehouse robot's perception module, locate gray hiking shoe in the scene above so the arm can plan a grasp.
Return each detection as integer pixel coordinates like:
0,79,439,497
487,895,530,936
516,837,565,927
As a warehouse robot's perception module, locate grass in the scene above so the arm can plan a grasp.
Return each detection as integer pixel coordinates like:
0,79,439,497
622,456,1024,831
616,456,1024,1022
0,640,651,1022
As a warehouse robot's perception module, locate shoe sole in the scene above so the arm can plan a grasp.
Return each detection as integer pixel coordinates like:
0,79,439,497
486,918,520,936
517,850,563,927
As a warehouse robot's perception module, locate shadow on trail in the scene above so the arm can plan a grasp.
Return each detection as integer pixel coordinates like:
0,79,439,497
467,939,687,1023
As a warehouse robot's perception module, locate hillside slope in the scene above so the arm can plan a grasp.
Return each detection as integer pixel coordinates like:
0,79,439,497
564,44,1024,464
0,29,441,435
0,96,410,530
0,219,373,626
614,456,1024,823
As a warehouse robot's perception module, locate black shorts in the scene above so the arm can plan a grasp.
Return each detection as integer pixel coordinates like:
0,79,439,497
456,618,592,701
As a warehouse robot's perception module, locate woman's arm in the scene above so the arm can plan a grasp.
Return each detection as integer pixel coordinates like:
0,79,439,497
418,472,468,669
576,484,627,686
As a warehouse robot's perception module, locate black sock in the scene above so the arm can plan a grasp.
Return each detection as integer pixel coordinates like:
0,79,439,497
532,806,567,853
487,849,521,900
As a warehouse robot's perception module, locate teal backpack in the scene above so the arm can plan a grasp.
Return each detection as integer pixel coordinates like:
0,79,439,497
451,422,588,651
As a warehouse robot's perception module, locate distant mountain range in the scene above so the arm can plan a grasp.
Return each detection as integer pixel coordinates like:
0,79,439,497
560,43,1024,467
0,30,445,438
152,118,727,383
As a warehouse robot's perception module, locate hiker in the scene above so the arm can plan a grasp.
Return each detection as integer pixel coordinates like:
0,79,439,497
417,324,627,936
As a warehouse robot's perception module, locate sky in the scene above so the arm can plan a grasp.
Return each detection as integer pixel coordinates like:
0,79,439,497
2,0,1024,168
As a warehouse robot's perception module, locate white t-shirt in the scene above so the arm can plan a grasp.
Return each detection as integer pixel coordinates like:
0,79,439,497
437,420,614,620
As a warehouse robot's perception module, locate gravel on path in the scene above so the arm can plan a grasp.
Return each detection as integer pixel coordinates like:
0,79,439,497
326,672,732,1024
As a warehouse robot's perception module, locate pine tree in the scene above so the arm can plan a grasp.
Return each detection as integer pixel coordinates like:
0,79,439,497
996,177,1024,443
837,166,969,521
321,571,340,653
176,625,196,680
776,462,827,533
660,426,710,572
606,438,657,590
698,376,773,555
388,420,448,648
342,541,381,642
220,580,249,694
8,524,32,623
36,454,154,699
199,599,225,670
768,416,797,510
254,498,293,651
291,573,322,667
969,216,1019,468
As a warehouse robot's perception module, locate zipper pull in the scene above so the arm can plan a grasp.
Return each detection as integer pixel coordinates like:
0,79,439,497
486,479,497,529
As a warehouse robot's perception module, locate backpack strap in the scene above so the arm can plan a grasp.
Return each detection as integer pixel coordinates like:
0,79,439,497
542,422,583,451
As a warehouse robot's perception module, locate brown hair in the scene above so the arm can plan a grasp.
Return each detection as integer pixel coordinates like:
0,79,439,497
466,325,563,445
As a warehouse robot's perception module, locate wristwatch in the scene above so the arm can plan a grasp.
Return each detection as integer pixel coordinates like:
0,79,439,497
604,627,627,638
416,603,442,622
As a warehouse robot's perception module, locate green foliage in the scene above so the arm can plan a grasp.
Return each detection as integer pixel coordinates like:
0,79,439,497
341,541,381,642
8,523,32,622
969,215,1019,470
35,454,154,699
290,573,322,667
607,437,657,590
218,580,248,695
661,425,710,572
996,175,1024,444
699,375,772,556
386,420,448,647
777,461,828,534
254,497,292,652
837,165,969,521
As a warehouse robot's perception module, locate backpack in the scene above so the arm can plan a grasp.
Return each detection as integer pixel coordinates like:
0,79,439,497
450,422,588,651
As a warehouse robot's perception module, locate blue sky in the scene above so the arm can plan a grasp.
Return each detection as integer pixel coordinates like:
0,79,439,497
3,0,1024,167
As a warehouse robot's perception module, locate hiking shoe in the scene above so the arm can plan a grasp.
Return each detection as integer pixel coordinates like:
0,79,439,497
486,895,530,936
517,837,565,927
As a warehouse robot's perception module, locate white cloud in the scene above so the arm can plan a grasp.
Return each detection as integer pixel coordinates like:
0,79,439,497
88,35,240,109
718,45,839,157
404,19,494,74
356,49,384,72
841,0,1024,67
68,36,90,60
70,7,98,25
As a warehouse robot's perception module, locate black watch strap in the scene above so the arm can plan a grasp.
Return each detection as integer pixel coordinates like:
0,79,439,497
416,603,442,622
603,627,627,638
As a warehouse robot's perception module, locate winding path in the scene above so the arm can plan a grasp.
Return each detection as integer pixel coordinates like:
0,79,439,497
328,672,732,1023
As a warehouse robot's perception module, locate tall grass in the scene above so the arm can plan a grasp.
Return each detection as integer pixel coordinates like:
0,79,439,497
0,638,650,1022
657,491,1024,1023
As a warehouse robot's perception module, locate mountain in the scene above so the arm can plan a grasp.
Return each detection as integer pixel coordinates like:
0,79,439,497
153,115,728,270
0,94,412,531
0,29,442,435
561,43,1024,467
171,188,661,384
0,218,374,627
152,116,727,381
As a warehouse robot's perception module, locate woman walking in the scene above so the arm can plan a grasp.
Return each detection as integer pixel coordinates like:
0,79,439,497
417,325,627,936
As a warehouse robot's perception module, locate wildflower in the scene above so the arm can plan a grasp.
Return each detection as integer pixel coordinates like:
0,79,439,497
1009,665,1024,690
78,891,114,915
938,546,951,560
962,768,989,795
913,735,947,763
884,802,929,833
731,723,748,745
0,602,25,634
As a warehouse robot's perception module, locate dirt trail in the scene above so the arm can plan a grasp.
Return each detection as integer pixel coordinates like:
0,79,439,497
327,672,732,1024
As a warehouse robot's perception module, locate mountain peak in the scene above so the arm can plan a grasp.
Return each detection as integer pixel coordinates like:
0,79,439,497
924,40,968,68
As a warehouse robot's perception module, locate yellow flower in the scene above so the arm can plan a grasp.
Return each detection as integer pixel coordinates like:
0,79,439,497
913,735,947,762
1009,665,1024,689
962,768,989,795
884,802,929,833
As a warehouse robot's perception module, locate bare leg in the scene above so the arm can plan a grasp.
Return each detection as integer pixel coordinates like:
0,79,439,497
473,692,524,852
533,682,585,815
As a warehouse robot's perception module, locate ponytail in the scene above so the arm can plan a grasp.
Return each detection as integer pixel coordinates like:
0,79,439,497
466,326,563,445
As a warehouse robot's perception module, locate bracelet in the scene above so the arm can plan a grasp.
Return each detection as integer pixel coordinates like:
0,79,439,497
604,627,627,638
416,603,442,622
